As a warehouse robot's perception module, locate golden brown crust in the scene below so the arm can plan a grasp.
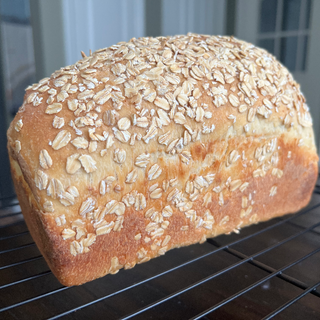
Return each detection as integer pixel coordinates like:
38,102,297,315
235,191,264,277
9,136,317,286
7,33,318,286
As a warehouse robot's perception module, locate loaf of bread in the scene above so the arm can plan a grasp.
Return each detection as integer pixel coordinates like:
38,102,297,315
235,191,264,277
7,34,318,286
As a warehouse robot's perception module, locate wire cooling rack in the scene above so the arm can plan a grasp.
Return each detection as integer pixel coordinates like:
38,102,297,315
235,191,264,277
1,179,320,319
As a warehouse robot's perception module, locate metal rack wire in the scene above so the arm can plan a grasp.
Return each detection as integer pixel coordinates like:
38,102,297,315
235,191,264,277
1,182,320,319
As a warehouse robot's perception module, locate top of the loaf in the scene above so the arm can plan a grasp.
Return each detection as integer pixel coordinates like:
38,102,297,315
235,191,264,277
7,33,316,254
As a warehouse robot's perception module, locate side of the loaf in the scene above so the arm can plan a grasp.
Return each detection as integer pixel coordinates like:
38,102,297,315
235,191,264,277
7,34,318,286
8,130,318,286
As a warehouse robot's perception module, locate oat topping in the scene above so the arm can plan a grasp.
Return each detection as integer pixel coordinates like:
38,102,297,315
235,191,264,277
113,148,126,164
43,200,54,213
148,164,162,180
34,170,48,190
47,178,64,199
150,188,162,199
45,103,62,114
67,186,79,198
52,116,65,129
66,153,81,174
79,154,97,173
16,33,316,263
117,117,131,130
154,97,170,111
240,206,253,218
79,197,96,217
230,179,242,192
15,140,21,153
62,228,76,240
162,205,173,217
180,151,192,165
39,149,53,169
71,137,89,149
52,130,71,150
270,186,277,197
125,169,138,184
15,119,23,132
239,182,249,192
135,153,150,168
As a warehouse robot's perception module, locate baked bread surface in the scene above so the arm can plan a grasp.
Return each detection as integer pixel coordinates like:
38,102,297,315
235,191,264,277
7,34,318,286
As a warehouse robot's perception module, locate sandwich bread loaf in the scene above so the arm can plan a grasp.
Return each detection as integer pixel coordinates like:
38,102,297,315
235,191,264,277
7,34,318,286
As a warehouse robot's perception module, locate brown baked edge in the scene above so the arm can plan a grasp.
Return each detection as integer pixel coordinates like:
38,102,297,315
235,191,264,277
8,139,318,286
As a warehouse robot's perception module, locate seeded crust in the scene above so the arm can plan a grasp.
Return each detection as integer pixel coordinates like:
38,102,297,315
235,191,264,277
7,34,318,286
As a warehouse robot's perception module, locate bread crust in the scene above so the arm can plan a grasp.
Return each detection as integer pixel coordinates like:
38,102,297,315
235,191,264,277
7,34,318,286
